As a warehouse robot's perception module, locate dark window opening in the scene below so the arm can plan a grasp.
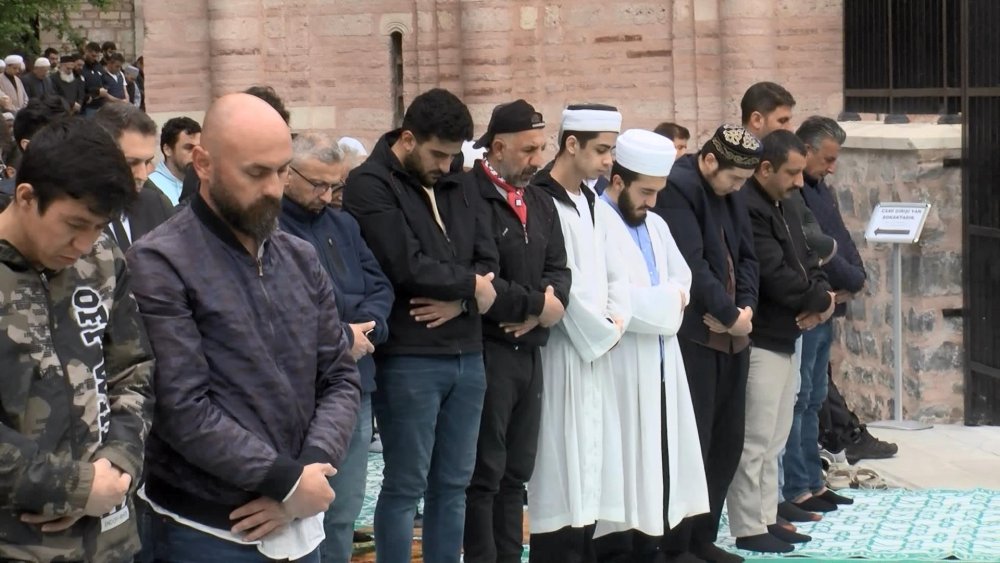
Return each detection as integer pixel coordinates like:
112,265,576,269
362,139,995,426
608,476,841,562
391,31,404,128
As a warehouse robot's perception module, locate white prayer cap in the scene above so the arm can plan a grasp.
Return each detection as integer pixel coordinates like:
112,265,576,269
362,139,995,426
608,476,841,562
0,60,5,70
462,140,485,166
338,136,368,158
4,55,24,66
561,104,622,133
2,112,14,123
34,57,51,68
615,129,677,178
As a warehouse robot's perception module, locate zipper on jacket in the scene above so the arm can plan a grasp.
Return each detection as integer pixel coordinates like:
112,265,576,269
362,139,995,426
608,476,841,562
257,258,263,277
777,202,809,279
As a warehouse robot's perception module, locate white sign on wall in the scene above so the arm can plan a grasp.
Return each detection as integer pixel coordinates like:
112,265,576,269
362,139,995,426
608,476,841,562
864,203,931,244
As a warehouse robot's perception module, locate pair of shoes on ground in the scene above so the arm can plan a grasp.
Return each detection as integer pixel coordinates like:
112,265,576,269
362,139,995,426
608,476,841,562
845,427,898,464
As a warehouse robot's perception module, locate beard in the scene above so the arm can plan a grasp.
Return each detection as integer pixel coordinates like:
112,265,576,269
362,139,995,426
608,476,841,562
59,71,75,83
208,177,281,243
402,151,442,187
619,187,648,227
499,163,538,188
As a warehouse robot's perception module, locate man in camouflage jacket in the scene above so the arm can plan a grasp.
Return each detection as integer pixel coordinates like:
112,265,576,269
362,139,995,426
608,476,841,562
0,117,154,562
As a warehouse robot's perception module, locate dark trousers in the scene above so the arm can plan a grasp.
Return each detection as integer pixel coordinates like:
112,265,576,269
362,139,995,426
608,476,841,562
465,342,543,563
661,341,749,554
530,524,596,563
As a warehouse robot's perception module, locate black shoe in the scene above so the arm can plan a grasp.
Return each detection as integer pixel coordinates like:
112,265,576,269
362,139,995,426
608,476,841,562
778,501,823,522
734,533,793,554
846,427,899,464
352,530,373,543
793,496,837,513
690,542,745,563
767,524,811,544
817,488,855,505
414,510,423,527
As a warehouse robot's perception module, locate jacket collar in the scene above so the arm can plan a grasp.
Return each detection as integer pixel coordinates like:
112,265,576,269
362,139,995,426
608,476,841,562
370,129,462,193
472,162,506,202
532,167,594,213
191,193,268,257
746,175,781,206
280,195,322,224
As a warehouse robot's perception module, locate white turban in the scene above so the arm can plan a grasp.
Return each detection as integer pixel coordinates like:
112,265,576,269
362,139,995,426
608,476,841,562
561,107,622,133
34,57,51,68
338,136,368,158
4,55,24,66
615,129,677,178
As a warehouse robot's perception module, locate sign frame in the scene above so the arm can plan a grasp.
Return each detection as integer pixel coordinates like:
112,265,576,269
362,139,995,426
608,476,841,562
864,202,932,244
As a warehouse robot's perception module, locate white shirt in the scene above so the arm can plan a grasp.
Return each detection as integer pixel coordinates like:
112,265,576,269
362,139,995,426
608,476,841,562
139,485,324,560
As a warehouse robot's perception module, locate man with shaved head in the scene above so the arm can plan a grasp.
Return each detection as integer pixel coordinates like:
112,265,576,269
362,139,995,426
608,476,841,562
128,94,362,562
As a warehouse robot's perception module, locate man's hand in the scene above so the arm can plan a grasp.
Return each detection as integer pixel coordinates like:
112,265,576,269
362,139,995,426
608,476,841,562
820,291,837,322
84,459,131,517
679,289,689,310
703,314,728,334
796,312,822,331
282,463,337,519
538,286,565,327
728,307,754,336
500,316,540,338
834,289,852,304
475,273,497,313
21,512,84,533
611,316,625,336
349,321,376,359
72,102,81,113
0,94,12,111
98,87,108,97
230,497,293,542
410,298,463,328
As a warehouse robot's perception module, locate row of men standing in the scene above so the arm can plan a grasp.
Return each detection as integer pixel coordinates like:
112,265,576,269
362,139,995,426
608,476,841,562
0,79,863,563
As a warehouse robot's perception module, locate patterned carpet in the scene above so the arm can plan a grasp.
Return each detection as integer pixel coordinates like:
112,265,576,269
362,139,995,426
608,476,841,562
353,453,1000,562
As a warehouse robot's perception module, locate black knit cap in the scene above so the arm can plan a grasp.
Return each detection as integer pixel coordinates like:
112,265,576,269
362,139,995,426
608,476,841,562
474,99,545,149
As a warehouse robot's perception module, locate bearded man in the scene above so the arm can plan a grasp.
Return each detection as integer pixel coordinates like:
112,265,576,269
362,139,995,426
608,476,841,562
462,100,571,563
127,93,361,562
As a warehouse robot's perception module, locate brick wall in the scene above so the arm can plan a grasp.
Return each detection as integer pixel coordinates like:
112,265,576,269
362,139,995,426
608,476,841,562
39,0,139,60
830,123,964,423
141,0,844,149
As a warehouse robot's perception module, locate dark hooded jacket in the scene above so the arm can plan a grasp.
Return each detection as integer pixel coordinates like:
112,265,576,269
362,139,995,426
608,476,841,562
343,130,499,356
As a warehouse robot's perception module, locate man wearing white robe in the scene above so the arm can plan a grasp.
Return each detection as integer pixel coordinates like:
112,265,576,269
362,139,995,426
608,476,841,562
592,130,710,563
527,104,630,562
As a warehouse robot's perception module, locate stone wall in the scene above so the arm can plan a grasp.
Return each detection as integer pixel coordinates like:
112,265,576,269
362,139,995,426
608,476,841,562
140,0,844,147
830,123,964,423
39,0,140,61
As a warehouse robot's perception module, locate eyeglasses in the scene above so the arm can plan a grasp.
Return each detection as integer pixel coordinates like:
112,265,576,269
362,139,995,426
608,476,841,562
290,166,345,195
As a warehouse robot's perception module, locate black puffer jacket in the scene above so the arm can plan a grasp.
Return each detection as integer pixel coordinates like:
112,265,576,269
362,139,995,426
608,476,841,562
741,177,833,354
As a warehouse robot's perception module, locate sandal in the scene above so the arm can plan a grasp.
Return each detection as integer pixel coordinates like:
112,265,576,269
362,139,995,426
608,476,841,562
826,468,855,490
852,468,888,490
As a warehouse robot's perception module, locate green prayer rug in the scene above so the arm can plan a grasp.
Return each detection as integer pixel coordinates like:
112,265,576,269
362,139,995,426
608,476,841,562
718,488,1000,561
357,453,1000,562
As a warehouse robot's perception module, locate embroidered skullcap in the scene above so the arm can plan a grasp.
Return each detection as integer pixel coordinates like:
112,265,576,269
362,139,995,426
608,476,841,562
34,57,51,68
561,103,622,133
4,55,24,66
615,129,677,177
709,124,763,169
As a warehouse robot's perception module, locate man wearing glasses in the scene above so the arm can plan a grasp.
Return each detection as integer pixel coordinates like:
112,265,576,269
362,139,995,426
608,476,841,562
278,131,394,562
